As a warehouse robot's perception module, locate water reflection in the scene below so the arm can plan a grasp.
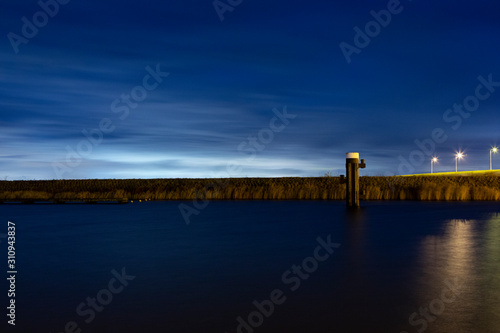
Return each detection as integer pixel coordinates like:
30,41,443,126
479,213,500,330
408,215,500,333
4,202,500,333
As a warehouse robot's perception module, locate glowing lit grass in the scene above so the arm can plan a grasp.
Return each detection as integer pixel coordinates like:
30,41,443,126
402,169,500,177
1,175,500,201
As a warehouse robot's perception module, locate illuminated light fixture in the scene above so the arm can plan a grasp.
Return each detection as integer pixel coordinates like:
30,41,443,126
490,147,498,170
431,157,438,174
455,152,464,172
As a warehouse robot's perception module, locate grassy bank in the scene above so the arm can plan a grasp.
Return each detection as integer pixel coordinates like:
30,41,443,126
1,175,500,201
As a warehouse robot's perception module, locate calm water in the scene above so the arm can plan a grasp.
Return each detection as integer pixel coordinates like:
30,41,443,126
1,201,499,333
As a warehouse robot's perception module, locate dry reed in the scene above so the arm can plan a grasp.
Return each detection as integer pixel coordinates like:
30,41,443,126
1,175,499,201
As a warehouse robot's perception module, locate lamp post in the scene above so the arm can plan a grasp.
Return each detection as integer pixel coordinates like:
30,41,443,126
431,157,438,174
455,152,464,172
490,147,498,170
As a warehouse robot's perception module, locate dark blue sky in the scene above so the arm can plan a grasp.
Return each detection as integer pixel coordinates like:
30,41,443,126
2,0,500,179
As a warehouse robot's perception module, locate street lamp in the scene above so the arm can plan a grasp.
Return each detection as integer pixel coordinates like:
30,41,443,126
455,152,464,172
431,157,438,173
490,147,498,170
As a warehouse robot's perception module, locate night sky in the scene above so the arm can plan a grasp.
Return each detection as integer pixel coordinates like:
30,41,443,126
2,0,500,179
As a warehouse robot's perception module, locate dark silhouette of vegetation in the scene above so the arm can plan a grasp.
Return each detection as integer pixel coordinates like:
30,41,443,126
1,175,500,202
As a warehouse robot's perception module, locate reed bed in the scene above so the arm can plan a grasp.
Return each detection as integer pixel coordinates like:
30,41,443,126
1,175,500,201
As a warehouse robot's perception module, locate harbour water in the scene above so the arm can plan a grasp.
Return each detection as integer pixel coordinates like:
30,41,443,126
1,201,499,332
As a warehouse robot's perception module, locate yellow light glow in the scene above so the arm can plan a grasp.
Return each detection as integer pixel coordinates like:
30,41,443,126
492,147,498,153
456,152,464,159
432,157,438,162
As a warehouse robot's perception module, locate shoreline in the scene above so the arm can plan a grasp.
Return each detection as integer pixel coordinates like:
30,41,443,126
1,175,500,202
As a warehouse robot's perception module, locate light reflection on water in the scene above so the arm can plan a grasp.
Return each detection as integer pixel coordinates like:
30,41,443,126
408,215,500,333
1,201,500,332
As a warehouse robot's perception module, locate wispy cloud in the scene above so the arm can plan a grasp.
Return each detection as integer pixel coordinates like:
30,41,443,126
2,0,500,178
